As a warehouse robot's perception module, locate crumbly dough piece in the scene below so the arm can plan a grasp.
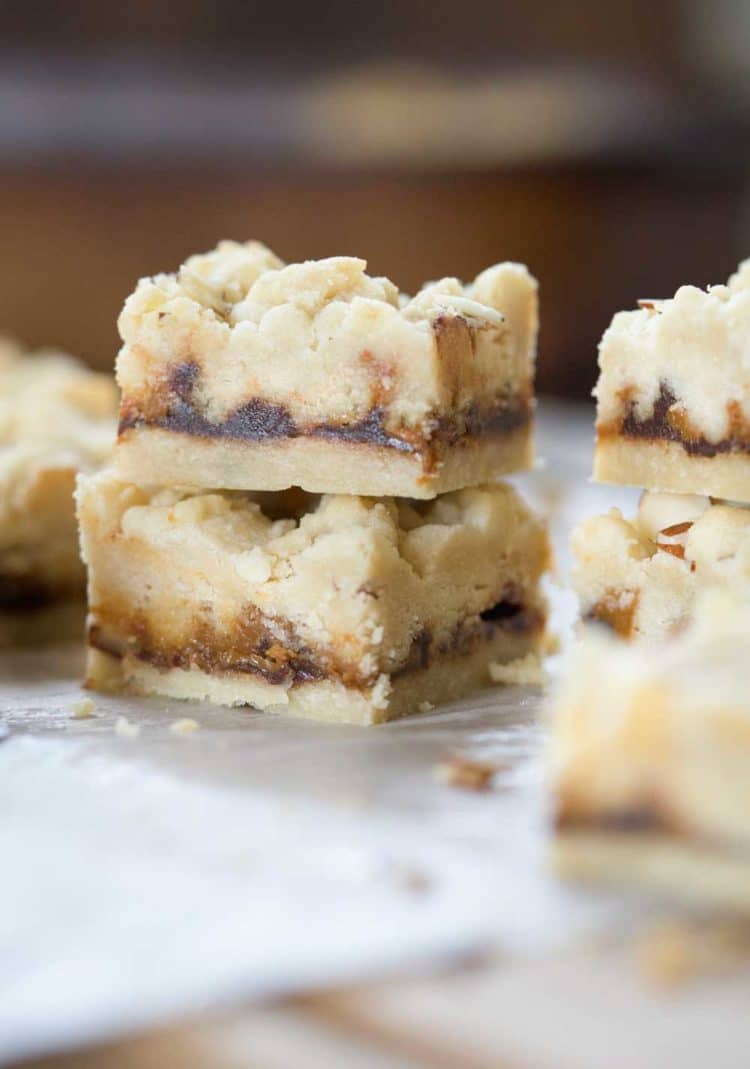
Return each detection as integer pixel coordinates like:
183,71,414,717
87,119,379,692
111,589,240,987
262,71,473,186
593,260,750,500
77,472,549,724
0,340,117,642
572,490,750,639
115,241,538,497
550,592,750,910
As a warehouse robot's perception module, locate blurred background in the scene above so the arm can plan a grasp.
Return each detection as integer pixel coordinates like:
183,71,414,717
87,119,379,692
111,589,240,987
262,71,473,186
1,0,748,397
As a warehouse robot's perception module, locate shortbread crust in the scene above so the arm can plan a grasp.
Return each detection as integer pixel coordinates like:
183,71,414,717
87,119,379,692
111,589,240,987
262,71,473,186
77,473,549,724
594,259,750,498
0,341,117,641
594,437,750,503
572,491,750,639
550,594,750,909
115,241,537,497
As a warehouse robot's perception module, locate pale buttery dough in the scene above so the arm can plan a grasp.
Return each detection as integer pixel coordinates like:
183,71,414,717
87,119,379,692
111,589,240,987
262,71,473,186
0,339,117,643
593,259,750,501
115,241,538,498
572,490,750,639
550,593,750,911
77,472,550,725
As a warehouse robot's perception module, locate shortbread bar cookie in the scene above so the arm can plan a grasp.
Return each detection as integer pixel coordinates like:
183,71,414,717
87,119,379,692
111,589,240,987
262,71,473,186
77,473,549,724
572,490,750,639
0,341,117,643
594,259,750,500
550,594,750,910
115,241,537,498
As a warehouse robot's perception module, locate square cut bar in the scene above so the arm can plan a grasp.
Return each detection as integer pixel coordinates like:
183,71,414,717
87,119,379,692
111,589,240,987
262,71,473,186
77,473,550,725
572,490,750,640
0,341,117,643
115,241,537,498
550,594,750,911
594,259,750,501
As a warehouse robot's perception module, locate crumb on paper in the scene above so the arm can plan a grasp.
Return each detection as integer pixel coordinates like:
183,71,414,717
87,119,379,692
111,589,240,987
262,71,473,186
170,717,199,735
70,697,96,720
636,921,694,988
489,652,547,687
115,715,140,739
418,701,434,714
636,919,750,988
543,631,562,656
434,754,504,792
392,864,432,896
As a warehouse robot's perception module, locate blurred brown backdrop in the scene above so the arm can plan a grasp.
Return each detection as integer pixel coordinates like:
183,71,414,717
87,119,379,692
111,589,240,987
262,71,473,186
0,0,748,397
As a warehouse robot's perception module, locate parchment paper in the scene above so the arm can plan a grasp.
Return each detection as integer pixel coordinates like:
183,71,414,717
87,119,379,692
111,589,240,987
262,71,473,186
0,404,640,1064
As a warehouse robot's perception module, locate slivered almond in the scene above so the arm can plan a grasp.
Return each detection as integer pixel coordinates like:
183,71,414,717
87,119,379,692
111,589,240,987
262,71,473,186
660,521,693,537
656,519,694,561
656,542,686,560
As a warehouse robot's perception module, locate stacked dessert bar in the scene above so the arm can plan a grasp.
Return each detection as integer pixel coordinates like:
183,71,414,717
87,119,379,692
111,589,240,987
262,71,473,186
550,592,750,909
573,259,750,639
78,241,551,724
550,260,750,906
0,340,117,643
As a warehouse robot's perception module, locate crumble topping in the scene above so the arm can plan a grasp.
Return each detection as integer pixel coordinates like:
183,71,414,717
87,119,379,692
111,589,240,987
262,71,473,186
117,240,537,432
0,341,118,605
573,491,750,639
595,259,750,444
551,590,750,844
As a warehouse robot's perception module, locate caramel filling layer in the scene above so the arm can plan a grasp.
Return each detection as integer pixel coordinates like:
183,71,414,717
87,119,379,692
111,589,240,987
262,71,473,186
0,573,81,613
584,590,639,638
118,361,532,462
556,806,665,834
90,596,543,691
599,382,750,458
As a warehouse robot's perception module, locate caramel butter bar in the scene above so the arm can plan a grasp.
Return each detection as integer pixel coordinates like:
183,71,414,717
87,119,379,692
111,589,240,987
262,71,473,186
550,593,750,910
77,473,549,724
115,241,537,498
594,259,750,501
0,341,117,643
572,490,750,640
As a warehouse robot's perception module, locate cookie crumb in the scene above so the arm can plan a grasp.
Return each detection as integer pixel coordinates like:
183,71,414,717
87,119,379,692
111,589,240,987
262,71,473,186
636,922,693,987
115,716,140,739
543,631,562,656
489,652,546,687
418,701,434,714
636,919,750,988
70,697,96,720
392,865,432,895
170,717,199,735
434,754,504,791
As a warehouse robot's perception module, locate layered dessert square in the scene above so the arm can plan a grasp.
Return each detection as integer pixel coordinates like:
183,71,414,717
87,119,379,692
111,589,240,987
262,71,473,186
572,491,750,640
115,241,538,498
550,594,750,910
0,341,117,643
594,259,750,501
77,473,549,724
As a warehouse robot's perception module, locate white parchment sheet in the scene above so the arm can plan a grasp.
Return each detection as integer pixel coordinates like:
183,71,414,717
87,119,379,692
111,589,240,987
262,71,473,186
0,405,641,1064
